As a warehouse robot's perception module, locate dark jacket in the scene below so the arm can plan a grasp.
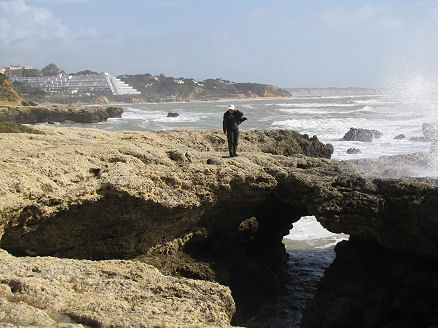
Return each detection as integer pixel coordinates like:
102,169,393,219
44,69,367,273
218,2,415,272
223,110,246,132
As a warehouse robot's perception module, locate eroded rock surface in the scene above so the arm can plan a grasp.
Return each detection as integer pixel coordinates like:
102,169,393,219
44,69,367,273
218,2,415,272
0,249,235,327
0,126,437,326
0,105,123,124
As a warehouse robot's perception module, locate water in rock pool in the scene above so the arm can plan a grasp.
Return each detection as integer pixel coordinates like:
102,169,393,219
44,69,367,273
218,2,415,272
53,93,438,326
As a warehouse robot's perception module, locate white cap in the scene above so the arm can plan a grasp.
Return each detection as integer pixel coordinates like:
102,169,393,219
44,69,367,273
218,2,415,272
228,104,236,110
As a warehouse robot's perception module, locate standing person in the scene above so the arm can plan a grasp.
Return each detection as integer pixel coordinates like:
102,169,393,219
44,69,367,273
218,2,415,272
223,104,247,157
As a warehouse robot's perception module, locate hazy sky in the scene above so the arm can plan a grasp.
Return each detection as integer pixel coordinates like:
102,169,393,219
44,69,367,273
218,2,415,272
1,0,438,88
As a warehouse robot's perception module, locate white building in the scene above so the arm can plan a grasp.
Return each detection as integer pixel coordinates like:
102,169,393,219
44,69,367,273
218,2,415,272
11,72,141,96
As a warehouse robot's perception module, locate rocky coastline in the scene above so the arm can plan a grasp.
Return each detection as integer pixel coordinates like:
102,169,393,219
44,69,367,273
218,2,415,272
0,127,437,327
0,105,123,124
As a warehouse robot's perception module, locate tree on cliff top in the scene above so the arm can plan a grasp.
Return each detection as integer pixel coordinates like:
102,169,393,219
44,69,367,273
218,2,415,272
41,63,65,76
71,70,98,76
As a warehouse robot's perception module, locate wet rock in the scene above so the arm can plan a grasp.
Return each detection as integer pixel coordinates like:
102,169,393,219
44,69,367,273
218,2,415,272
346,148,361,154
167,112,179,117
394,134,406,139
410,136,429,142
301,236,438,328
342,127,383,142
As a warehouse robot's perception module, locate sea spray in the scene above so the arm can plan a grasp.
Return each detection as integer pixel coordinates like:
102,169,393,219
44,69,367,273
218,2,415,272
383,1,438,175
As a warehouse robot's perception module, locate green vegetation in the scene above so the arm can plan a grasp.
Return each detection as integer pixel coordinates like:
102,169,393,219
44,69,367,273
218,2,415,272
118,74,291,102
12,81,46,99
21,68,42,77
0,122,43,134
41,63,65,77
71,70,98,76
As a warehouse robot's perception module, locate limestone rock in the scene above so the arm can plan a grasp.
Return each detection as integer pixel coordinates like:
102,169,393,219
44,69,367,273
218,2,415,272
0,74,23,106
0,126,437,325
0,249,236,327
0,105,123,124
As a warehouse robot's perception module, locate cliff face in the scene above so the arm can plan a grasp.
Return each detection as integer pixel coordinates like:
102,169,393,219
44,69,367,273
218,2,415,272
0,127,437,326
0,73,24,106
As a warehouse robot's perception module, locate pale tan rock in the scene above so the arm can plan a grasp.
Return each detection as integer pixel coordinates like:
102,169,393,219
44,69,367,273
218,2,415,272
0,249,235,327
0,126,437,325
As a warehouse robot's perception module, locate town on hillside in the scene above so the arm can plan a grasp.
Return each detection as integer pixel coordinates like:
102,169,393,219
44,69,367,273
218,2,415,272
0,64,290,104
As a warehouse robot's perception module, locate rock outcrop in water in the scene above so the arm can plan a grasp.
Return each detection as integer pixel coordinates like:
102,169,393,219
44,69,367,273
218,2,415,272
342,127,383,142
0,127,437,327
0,105,123,124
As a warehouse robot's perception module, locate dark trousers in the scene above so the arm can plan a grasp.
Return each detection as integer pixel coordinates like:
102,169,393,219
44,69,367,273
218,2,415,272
227,128,239,156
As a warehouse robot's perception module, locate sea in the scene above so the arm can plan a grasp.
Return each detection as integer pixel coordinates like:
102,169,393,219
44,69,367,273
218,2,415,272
58,93,438,327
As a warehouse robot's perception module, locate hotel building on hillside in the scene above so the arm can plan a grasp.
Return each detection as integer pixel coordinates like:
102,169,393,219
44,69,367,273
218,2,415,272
7,70,141,96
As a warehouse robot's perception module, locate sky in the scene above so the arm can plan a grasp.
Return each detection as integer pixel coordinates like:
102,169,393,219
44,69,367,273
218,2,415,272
1,0,438,88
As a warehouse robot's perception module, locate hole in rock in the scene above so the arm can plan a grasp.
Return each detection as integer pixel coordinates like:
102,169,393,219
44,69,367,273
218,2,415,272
245,216,349,328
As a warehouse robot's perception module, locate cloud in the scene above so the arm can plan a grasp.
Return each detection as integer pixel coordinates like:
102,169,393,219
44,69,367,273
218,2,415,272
0,0,68,45
244,9,266,20
28,0,91,3
378,16,403,30
320,4,401,29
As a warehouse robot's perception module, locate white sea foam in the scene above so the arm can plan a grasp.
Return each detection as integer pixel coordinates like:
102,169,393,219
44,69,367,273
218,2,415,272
283,216,348,250
241,104,257,109
276,103,356,108
284,216,344,241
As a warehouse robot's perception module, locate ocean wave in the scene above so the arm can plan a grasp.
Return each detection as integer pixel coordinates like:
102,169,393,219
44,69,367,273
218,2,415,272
152,116,208,123
283,216,348,250
241,104,257,109
276,103,357,108
284,216,343,240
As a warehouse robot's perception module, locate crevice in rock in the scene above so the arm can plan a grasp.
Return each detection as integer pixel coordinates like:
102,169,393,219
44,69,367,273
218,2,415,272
0,188,309,326
0,188,204,260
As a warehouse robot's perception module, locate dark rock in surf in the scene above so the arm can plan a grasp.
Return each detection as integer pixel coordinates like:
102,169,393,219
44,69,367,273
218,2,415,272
410,136,429,142
301,236,438,328
346,148,361,154
342,128,382,142
167,112,179,118
394,134,406,140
